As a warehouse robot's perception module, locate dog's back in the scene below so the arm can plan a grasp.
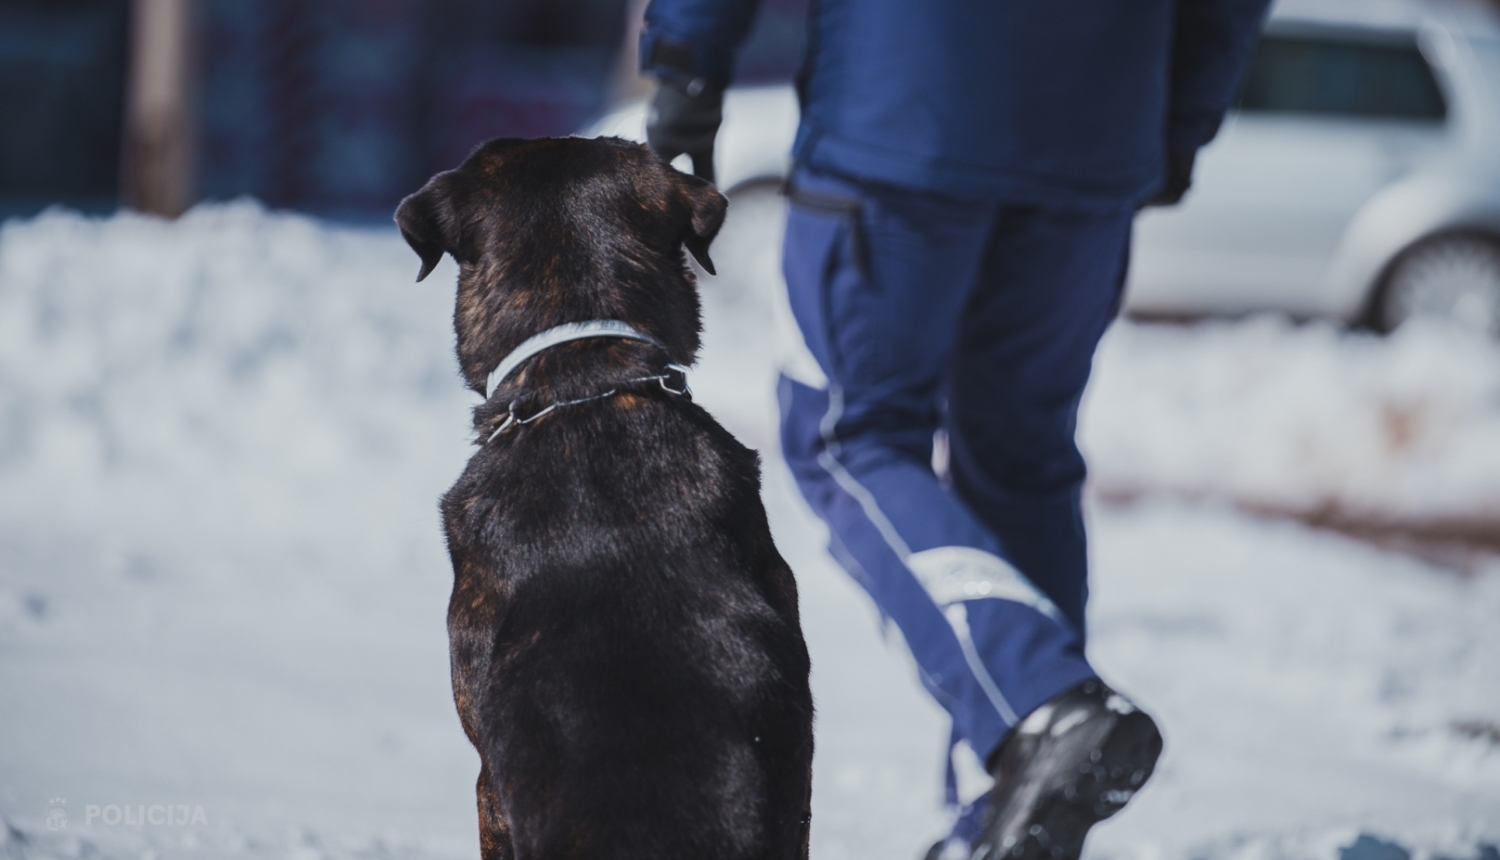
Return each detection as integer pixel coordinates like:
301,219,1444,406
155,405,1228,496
397,137,812,860
446,395,810,860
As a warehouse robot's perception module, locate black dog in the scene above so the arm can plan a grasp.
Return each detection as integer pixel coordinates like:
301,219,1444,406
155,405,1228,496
395,137,813,860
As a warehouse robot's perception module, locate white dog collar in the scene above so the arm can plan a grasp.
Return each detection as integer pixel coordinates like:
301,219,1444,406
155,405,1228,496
485,320,668,401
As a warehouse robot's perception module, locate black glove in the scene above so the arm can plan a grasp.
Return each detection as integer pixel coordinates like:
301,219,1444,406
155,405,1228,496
647,74,724,184
1142,150,1196,208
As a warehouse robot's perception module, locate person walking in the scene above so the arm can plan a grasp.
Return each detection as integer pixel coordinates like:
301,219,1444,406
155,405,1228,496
641,1,1270,857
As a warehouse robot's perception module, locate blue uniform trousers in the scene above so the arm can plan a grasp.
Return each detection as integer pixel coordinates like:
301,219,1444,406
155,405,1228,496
776,167,1133,819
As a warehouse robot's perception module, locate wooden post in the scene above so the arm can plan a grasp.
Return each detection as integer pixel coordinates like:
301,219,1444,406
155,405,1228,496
120,0,195,217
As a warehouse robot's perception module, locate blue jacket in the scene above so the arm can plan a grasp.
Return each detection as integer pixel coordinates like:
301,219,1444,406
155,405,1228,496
641,0,1271,205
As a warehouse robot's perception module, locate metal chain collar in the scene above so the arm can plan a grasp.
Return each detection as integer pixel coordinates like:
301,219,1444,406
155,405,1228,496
485,364,691,444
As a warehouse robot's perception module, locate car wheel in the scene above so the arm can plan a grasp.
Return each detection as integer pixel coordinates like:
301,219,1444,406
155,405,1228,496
1376,233,1500,336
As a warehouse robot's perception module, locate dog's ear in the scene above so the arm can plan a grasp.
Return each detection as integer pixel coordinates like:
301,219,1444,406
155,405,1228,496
395,171,462,282
676,171,728,276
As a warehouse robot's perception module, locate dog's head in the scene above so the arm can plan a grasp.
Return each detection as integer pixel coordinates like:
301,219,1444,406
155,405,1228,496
394,137,727,393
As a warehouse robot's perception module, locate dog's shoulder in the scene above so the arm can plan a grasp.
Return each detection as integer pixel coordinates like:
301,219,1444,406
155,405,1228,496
442,391,760,551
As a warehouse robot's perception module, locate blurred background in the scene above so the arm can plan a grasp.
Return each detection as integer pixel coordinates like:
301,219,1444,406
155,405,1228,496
0,0,806,219
2,2,1500,860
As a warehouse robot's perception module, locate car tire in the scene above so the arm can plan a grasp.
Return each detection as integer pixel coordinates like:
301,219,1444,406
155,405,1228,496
1374,232,1500,337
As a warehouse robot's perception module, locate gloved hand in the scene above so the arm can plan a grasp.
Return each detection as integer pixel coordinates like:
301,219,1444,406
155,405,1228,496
1142,150,1196,208
647,74,724,184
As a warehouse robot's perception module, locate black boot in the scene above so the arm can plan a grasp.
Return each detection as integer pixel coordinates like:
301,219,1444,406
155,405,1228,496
968,680,1162,860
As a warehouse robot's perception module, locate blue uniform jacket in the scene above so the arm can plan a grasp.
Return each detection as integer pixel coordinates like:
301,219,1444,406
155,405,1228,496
641,0,1271,206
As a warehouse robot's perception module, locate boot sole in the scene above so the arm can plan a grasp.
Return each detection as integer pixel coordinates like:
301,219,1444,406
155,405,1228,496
974,710,1163,860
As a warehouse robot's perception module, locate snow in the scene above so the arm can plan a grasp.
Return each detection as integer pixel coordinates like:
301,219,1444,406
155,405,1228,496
1080,316,1500,542
1,199,1497,860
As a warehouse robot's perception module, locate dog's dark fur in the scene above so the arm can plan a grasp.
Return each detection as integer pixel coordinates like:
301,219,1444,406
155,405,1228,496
395,137,813,860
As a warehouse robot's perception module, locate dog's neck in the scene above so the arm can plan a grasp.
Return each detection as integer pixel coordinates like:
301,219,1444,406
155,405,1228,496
477,319,692,443
484,320,670,401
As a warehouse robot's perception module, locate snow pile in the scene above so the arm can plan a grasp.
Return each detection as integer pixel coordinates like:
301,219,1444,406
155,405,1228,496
1,204,1497,860
0,202,473,552
0,204,482,858
1081,317,1500,540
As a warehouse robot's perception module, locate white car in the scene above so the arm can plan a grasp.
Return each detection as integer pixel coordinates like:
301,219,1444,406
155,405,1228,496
587,0,1500,336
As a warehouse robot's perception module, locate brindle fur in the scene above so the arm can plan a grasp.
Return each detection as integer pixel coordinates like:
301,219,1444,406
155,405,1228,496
395,137,814,860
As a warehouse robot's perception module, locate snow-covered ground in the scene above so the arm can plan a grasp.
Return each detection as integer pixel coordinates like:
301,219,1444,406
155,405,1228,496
1082,318,1500,545
1,201,1497,860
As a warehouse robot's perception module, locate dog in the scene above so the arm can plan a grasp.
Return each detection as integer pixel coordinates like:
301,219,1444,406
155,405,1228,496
395,136,814,860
